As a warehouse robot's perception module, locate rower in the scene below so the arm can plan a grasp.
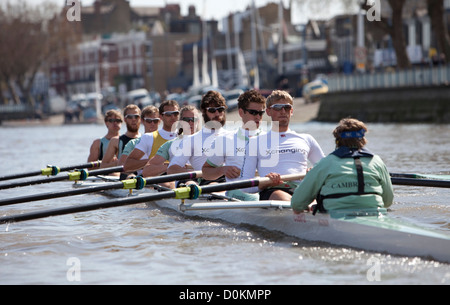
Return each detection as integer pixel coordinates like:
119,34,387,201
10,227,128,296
248,90,325,201
202,90,266,201
123,100,180,176
117,105,160,179
141,105,202,188
291,118,394,214
100,104,142,171
167,90,231,186
87,109,122,162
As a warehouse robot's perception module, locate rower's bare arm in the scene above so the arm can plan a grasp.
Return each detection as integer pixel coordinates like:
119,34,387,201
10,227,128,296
142,155,168,177
100,137,119,168
117,154,128,167
167,164,189,175
87,139,100,162
201,162,223,180
123,149,147,172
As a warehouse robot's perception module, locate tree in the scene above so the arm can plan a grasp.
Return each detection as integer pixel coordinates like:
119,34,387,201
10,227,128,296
0,0,79,106
363,0,411,69
427,0,450,62
293,0,412,68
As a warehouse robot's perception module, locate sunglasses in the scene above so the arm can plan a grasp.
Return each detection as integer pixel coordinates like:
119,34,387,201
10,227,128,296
181,117,198,123
144,118,160,124
243,108,265,116
162,111,180,117
270,104,292,111
206,106,226,114
106,119,122,123
125,114,140,120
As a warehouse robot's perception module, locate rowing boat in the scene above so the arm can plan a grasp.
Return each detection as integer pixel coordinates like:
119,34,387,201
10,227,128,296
147,194,450,264
71,174,450,263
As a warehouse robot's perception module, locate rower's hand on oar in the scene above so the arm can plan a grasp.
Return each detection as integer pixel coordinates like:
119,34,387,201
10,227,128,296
222,166,241,179
263,173,283,188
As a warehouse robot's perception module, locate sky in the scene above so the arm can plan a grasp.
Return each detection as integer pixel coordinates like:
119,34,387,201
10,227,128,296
20,0,349,24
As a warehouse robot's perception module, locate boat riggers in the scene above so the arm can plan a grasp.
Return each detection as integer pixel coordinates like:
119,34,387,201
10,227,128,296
174,184,202,200
41,166,61,177
0,171,203,207
122,176,147,190
0,174,304,224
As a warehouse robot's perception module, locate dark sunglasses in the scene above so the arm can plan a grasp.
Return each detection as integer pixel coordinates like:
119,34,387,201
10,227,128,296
181,117,198,123
206,106,226,114
243,108,265,116
270,104,292,111
144,118,160,124
125,114,140,119
162,111,180,117
106,119,122,123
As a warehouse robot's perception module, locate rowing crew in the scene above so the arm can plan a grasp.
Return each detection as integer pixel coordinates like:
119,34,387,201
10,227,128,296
87,89,393,214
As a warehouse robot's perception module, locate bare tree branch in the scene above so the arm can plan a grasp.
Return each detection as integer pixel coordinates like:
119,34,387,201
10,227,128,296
0,0,79,106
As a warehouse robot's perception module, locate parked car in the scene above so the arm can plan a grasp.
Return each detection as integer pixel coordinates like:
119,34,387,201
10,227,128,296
186,95,202,108
102,102,121,114
166,93,187,105
223,89,243,112
127,89,154,109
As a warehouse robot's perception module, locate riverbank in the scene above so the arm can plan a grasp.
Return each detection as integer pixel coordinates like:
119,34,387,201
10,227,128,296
2,98,320,127
317,85,450,123
1,113,65,127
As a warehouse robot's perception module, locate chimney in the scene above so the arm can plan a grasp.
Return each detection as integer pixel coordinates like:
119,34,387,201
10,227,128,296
94,0,101,15
188,5,196,18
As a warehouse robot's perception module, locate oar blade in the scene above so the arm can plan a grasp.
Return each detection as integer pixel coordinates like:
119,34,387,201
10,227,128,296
391,177,450,188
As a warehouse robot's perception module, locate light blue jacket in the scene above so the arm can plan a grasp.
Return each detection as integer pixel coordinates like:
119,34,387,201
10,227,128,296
291,147,394,212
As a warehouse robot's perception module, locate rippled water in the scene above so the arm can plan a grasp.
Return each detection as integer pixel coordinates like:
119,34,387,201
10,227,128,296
0,122,449,285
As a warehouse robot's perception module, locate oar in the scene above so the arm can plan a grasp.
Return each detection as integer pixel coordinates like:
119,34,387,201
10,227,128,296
391,177,450,188
0,161,102,182
0,171,202,206
0,166,124,190
0,173,305,225
180,201,291,212
390,172,450,180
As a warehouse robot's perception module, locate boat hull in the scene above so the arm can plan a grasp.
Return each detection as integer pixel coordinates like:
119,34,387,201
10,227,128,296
72,180,450,263
149,196,450,263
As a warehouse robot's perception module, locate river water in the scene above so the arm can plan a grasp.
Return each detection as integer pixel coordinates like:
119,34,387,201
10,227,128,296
0,121,449,286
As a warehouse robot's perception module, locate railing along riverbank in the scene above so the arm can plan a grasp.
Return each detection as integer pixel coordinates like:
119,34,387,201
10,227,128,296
0,104,35,124
327,65,450,93
317,65,450,123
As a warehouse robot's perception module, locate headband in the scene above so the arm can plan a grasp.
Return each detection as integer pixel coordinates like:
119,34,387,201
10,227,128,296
339,129,366,139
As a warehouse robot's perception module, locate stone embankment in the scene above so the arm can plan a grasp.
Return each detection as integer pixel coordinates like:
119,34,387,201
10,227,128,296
316,86,450,123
